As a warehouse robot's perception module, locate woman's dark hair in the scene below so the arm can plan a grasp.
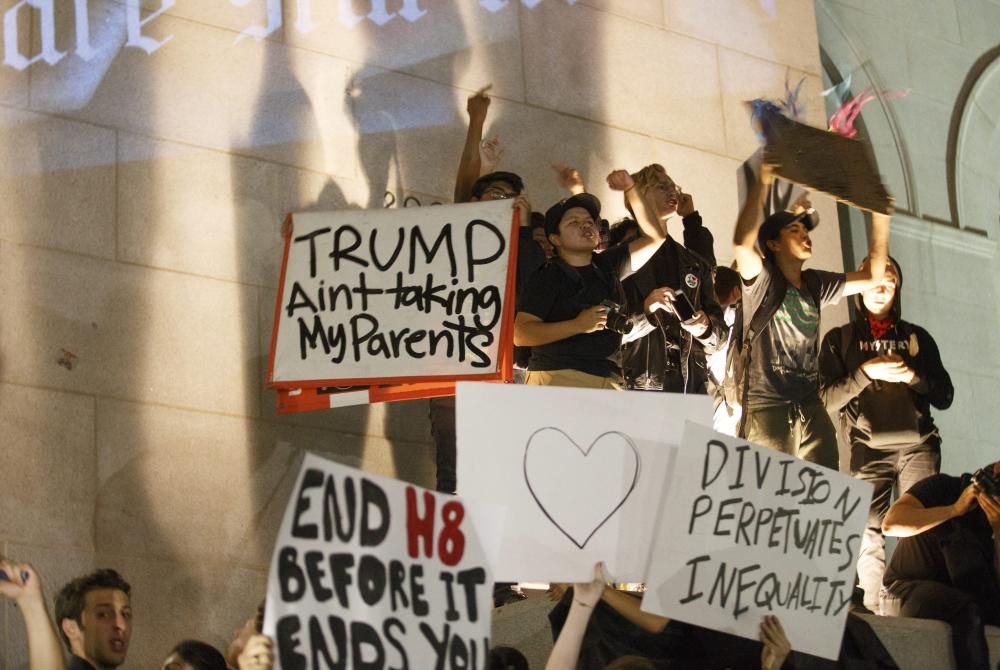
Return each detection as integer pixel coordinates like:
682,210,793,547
168,640,228,670
488,645,530,670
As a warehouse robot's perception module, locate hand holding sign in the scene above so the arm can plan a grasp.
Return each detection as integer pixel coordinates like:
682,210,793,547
268,200,518,389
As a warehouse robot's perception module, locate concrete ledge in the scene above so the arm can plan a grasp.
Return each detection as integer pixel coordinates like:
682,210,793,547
857,613,1000,670
492,601,1000,668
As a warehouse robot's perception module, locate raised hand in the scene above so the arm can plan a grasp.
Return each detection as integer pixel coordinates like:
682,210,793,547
552,161,586,195
467,88,491,121
606,169,635,192
480,136,504,172
573,562,607,609
760,615,791,670
676,192,695,217
238,634,275,670
0,561,41,604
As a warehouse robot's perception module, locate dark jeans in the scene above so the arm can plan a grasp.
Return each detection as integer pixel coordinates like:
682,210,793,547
881,579,994,670
428,396,456,494
745,397,838,470
851,441,941,611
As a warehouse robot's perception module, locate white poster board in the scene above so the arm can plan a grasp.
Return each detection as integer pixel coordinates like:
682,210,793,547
268,200,516,386
641,422,871,661
456,383,712,583
262,453,498,669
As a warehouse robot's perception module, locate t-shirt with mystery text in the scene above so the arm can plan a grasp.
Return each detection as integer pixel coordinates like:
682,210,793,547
519,244,632,378
743,260,845,406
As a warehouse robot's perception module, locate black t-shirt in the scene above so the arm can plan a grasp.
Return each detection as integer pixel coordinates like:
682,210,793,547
68,657,98,670
884,473,995,586
519,244,632,378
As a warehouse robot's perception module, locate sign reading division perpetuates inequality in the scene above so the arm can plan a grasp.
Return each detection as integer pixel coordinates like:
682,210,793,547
262,453,497,670
268,200,518,388
640,422,871,661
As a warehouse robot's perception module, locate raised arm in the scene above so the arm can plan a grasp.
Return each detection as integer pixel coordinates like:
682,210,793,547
732,164,772,282
677,191,717,266
882,485,977,537
843,212,890,295
0,562,66,670
606,170,665,272
552,161,587,196
544,563,606,670
599,586,669,634
454,89,491,204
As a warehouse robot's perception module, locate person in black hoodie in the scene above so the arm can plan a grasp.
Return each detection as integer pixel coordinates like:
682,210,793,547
819,256,954,612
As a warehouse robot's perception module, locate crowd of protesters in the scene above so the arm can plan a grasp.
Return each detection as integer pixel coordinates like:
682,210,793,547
3,89,996,670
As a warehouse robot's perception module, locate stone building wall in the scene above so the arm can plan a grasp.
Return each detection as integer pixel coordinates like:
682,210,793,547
1,1,838,666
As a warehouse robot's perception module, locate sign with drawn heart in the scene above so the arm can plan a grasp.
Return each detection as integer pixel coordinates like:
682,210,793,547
456,383,712,583
523,428,640,549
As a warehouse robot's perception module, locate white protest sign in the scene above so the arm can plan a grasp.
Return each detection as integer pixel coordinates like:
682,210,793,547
641,422,871,661
456,383,712,583
263,453,497,670
268,200,516,386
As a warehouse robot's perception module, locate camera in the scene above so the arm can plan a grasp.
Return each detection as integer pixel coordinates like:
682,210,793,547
600,300,633,336
972,467,1000,497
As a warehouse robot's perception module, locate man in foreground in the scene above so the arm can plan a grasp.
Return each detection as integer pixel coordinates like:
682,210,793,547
881,461,1000,670
55,568,133,670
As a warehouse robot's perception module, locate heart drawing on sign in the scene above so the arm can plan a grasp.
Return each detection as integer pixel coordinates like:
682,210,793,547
522,428,641,549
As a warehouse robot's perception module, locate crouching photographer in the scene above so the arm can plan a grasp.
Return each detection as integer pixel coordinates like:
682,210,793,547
881,460,1000,670
514,170,666,389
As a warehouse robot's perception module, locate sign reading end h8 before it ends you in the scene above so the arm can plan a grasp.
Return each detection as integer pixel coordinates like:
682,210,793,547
267,200,519,389
262,453,498,670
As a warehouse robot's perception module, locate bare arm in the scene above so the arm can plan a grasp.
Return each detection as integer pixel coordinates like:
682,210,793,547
454,90,490,204
606,170,665,272
545,564,605,670
0,563,66,670
600,587,669,633
732,165,772,282
843,212,890,295
514,309,606,347
882,486,977,537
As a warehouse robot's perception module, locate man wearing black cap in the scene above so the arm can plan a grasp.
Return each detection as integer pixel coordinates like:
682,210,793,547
514,170,666,388
730,162,891,468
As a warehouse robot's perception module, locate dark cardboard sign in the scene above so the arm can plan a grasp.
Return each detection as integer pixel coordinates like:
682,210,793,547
760,112,894,215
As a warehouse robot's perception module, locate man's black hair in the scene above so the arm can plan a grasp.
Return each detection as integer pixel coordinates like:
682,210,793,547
168,640,228,670
607,218,639,248
54,568,131,649
488,645,529,670
714,265,741,305
471,171,524,199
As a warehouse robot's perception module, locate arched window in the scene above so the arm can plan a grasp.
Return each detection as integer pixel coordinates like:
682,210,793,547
947,47,1000,237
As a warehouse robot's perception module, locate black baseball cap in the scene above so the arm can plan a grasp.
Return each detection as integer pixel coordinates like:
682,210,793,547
471,171,524,198
757,209,817,257
544,193,602,238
